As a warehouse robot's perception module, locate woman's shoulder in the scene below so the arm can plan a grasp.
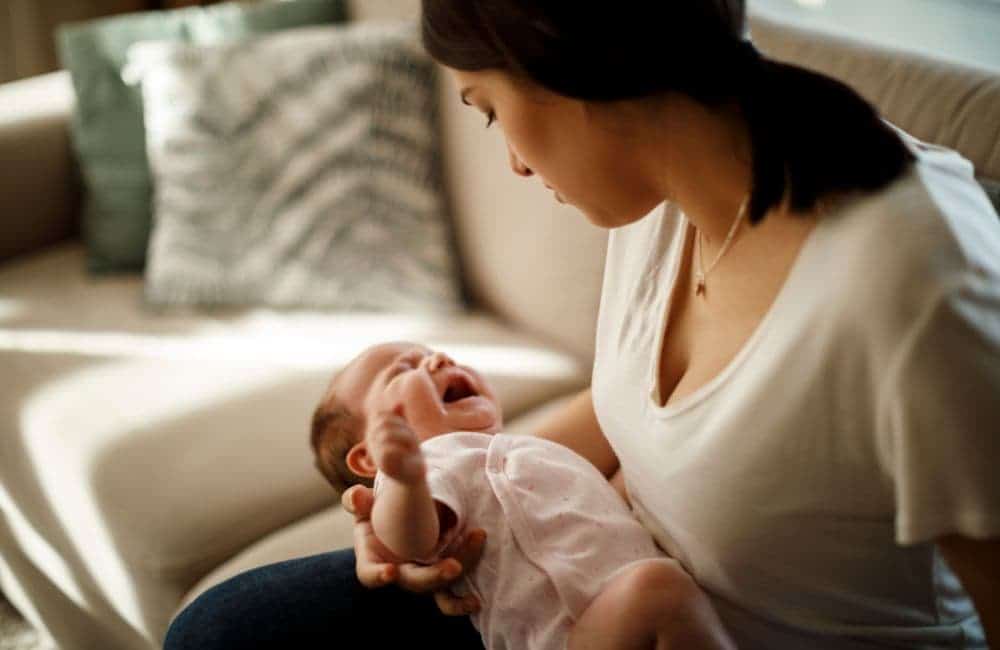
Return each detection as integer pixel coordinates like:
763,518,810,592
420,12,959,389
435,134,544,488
819,128,1000,306
783,125,1000,371
876,122,997,255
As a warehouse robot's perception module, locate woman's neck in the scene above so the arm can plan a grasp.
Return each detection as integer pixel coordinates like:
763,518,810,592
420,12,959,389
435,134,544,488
641,97,761,259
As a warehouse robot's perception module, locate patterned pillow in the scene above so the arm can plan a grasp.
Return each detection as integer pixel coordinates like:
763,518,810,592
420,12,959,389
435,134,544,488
128,22,465,313
57,0,348,273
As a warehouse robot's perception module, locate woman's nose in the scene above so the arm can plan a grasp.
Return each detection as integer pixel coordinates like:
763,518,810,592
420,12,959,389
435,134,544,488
507,145,533,177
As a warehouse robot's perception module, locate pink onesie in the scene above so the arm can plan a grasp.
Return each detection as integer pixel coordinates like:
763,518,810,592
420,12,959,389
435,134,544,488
375,432,664,650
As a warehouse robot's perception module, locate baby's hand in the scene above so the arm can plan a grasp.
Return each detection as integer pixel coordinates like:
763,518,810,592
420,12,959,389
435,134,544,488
369,406,426,485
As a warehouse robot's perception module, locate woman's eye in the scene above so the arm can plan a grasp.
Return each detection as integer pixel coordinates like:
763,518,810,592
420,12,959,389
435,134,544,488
485,111,496,129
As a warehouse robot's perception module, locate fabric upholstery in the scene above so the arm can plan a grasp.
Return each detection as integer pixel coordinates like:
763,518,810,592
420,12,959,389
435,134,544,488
0,72,80,264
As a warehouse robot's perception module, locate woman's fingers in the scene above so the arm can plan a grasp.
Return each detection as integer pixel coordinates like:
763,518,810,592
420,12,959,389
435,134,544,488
451,528,487,574
345,485,397,587
434,589,481,617
426,529,487,616
345,487,485,599
395,558,459,592
345,485,398,588
342,485,374,520
352,517,398,588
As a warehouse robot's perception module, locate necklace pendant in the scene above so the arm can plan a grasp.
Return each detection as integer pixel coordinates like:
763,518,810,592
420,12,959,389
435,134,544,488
695,275,706,296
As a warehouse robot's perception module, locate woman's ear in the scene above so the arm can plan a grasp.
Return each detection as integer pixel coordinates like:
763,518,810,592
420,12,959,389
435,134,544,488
346,440,377,478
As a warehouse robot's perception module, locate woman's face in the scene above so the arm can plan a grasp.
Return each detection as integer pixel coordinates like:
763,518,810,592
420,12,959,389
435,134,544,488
450,68,666,228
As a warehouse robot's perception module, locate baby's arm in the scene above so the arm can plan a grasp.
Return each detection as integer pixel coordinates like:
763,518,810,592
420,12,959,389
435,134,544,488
368,409,445,562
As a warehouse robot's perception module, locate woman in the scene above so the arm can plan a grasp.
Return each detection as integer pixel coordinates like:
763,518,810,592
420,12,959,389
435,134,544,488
165,1,1000,647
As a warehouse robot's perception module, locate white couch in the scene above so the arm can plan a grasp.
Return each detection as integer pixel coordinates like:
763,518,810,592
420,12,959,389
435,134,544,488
1,2,998,648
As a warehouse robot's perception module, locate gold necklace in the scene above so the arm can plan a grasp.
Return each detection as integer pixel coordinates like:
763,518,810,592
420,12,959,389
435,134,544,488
695,194,750,297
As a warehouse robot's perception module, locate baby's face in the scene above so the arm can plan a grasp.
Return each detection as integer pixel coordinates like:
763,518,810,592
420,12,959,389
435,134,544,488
333,341,503,445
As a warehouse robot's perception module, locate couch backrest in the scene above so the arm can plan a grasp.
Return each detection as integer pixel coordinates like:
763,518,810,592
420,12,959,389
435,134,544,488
750,14,1000,181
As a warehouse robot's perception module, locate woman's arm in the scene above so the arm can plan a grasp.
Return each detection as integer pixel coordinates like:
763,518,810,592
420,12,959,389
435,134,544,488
532,386,620,479
938,534,1000,646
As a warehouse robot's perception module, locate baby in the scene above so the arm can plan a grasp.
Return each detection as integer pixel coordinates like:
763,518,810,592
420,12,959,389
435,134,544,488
310,341,734,650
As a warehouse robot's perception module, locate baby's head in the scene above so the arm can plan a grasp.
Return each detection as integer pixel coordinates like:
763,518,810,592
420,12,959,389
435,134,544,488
310,341,503,493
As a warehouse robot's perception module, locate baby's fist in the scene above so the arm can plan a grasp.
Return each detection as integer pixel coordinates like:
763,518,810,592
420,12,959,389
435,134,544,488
369,408,426,485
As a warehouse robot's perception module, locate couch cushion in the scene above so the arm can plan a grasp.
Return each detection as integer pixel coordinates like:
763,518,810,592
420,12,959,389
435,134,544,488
0,243,587,641
175,391,578,613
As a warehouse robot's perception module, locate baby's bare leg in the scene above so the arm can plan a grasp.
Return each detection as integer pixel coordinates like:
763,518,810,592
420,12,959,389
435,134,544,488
567,558,735,650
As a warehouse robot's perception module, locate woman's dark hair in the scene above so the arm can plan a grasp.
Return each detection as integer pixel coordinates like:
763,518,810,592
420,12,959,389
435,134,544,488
421,1,914,225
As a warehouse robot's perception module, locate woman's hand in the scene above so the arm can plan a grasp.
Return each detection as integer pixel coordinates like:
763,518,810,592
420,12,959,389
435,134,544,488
342,484,486,616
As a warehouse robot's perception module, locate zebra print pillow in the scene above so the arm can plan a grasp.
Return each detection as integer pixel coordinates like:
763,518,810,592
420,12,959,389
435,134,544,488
129,22,465,313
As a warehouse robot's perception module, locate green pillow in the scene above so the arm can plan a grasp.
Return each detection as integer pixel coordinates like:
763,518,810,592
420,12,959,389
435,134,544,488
57,0,348,273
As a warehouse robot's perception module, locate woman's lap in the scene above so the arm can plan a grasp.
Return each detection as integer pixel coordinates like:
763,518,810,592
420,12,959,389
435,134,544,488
164,547,483,648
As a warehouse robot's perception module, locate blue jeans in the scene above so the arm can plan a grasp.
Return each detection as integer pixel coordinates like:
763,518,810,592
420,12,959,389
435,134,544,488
164,547,483,648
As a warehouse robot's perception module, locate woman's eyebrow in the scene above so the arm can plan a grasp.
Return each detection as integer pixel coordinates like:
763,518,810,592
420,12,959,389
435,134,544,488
459,87,475,105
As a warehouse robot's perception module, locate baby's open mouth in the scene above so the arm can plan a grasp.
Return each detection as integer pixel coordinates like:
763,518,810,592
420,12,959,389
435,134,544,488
441,373,478,403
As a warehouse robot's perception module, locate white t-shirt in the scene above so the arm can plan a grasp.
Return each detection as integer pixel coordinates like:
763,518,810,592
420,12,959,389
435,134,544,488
592,124,1000,649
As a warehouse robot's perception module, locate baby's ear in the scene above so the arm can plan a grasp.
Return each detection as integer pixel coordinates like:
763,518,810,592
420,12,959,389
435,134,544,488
346,441,377,478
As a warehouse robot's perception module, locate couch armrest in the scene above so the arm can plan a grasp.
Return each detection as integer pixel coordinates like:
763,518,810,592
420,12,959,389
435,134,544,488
0,71,80,264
